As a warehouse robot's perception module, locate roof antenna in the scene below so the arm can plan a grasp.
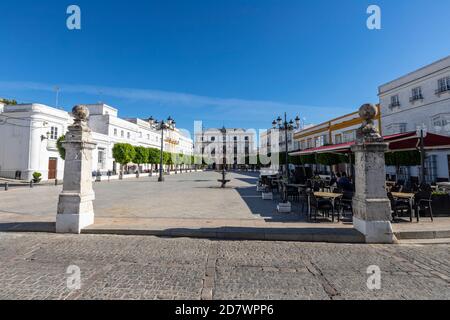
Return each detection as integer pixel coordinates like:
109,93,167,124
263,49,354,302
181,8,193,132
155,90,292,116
54,86,60,109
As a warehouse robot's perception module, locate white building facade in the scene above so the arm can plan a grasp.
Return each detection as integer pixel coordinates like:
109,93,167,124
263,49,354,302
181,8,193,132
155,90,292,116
0,103,194,181
194,128,257,168
259,129,300,157
379,55,450,182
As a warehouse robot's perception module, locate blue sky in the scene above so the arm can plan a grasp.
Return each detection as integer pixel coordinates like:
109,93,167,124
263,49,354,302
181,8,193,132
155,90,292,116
1,0,450,133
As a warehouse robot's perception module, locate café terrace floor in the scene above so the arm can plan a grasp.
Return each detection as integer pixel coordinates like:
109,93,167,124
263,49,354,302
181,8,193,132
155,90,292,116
0,171,449,243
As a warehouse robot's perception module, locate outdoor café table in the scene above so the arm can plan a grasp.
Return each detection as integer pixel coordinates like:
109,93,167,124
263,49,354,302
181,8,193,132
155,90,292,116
391,192,416,218
310,192,343,221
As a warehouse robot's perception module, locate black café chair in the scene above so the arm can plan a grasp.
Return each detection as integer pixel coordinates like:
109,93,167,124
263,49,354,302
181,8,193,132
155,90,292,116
414,190,434,222
338,190,354,218
307,191,335,222
388,192,412,222
286,184,299,202
298,188,309,214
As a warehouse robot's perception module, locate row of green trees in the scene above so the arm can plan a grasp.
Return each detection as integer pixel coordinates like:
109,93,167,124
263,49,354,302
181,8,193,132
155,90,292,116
112,143,202,176
0,98,17,105
57,138,422,171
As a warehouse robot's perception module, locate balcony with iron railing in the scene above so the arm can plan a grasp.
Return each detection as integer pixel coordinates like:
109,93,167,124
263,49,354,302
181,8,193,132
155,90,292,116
435,85,450,95
389,101,401,109
409,94,424,103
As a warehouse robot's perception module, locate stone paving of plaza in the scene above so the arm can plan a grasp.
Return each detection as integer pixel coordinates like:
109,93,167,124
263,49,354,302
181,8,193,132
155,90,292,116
0,232,448,300
0,171,288,221
0,171,449,241
0,171,349,236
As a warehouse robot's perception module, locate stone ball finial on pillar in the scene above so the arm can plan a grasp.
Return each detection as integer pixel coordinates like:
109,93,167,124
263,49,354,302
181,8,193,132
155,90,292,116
356,103,382,143
72,105,90,124
358,103,378,120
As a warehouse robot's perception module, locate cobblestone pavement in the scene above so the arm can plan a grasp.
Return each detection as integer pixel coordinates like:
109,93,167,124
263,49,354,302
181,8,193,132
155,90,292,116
0,232,448,300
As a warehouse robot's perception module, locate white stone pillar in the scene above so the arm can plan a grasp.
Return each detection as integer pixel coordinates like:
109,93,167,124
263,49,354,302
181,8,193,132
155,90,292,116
56,105,96,234
352,104,394,243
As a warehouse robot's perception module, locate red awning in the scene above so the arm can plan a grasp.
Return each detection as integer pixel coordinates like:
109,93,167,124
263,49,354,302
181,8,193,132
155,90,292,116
388,132,450,151
289,131,450,156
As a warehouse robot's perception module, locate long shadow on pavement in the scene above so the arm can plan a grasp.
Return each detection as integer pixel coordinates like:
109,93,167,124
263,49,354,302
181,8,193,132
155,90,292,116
0,222,55,232
84,226,365,243
235,185,309,223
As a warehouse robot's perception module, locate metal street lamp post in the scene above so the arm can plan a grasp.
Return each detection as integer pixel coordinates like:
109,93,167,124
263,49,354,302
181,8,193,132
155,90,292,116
272,113,300,182
152,116,175,182
417,124,428,185
218,126,230,188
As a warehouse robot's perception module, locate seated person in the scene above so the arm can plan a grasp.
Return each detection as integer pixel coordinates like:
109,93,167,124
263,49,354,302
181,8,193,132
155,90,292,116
329,172,338,187
337,172,353,192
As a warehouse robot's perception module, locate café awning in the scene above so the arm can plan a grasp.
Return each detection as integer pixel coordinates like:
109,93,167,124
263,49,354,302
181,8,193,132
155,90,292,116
289,131,450,156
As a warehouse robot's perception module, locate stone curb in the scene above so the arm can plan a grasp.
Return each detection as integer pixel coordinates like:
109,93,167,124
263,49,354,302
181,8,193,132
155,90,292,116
394,229,450,240
81,228,366,243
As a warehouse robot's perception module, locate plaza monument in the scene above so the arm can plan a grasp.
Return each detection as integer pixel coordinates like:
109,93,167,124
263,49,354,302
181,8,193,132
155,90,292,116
352,104,395,243
56,105,97,233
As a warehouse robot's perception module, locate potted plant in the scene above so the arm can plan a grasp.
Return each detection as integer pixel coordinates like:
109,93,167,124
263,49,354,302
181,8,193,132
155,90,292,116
32,172,42,183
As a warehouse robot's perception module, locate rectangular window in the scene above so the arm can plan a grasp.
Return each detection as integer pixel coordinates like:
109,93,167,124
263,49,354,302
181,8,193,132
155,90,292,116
432,114,450,132
113,128,117,136
433,117,442,127
314,136,324,148
343,130,356,143
411,87,423,101
388,123,407,134
390,95,400,108
301,140,307,150
98,148,106,169
335,134,342,144
437,76,450,94
50,126,58,140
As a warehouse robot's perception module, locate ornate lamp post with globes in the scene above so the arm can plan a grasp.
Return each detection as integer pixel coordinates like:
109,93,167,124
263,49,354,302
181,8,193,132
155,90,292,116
271,113,300,213
149,116,176,182
271,113,300,182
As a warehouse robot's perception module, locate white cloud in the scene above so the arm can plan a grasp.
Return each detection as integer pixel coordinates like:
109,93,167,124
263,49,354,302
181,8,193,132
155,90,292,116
0,80,349,124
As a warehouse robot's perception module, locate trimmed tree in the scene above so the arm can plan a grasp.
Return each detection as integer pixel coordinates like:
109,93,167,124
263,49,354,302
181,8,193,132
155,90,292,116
163,151,173,172
133,146,149,177
0,98,17,105
176,153,186,173
56,135,66,160
148,148,160,175
112,143,136,179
